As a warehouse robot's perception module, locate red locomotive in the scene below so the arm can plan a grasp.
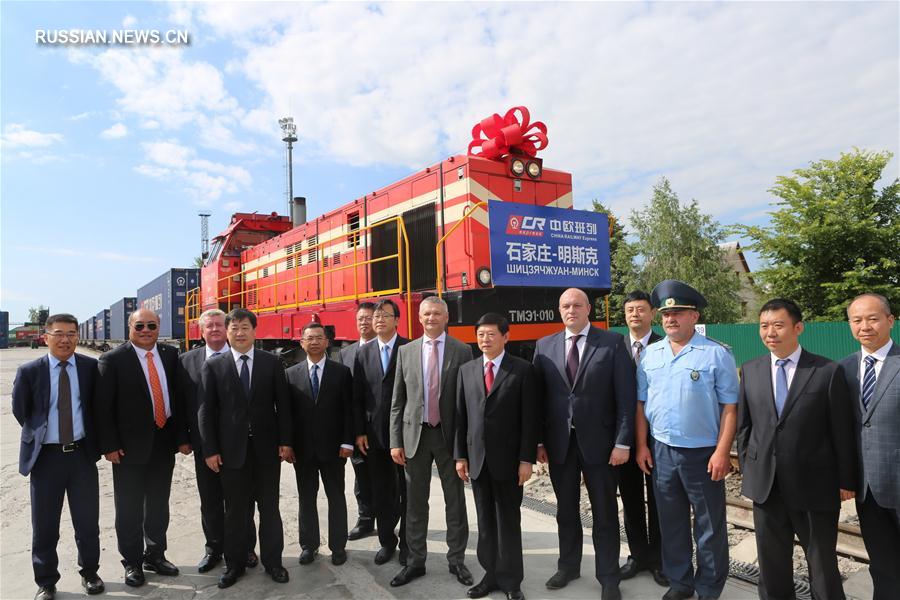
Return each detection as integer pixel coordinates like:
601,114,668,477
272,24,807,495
186,107,610,360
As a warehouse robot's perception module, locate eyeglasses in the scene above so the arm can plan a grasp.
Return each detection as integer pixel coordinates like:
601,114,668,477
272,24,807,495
133,322,158,331
373,313,396,321
46,331,77,338
302,336,327,343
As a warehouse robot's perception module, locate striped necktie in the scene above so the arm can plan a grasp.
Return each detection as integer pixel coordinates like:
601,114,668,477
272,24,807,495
862,355,877,410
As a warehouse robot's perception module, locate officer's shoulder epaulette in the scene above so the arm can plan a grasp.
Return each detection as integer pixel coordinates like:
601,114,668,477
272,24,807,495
704,336,732,352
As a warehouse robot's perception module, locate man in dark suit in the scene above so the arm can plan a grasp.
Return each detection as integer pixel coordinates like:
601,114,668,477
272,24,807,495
455,313,538,600
840,293,899,600
95,307,182,587
353,299,409,565
737,298,857,600
13,313,104,600
176,308,258,573
198,308,294,589
533,288,635,600
340,302,378,541
389,296,474,588
618,291,667,587
286,322,354,566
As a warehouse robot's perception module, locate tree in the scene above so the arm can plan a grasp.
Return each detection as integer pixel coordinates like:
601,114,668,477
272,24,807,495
193,255,204,268
628,178,742,324
737,149,899,321
592,200,637,326
27,305,49,325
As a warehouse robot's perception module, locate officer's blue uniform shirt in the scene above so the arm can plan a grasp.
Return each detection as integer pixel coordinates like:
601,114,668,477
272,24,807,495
637,332,738,448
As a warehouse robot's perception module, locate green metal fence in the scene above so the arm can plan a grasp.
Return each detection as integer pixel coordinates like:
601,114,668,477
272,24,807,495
610,322,900,366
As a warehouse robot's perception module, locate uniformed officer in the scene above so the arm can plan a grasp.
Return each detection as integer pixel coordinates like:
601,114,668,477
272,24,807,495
634,280,739,600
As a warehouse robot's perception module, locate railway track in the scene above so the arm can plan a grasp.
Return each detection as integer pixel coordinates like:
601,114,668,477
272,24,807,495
726,451,868,561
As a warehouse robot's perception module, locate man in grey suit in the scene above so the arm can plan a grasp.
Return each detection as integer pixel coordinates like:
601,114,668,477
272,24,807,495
339,302,377,541
389,296,474,587
840,293,899,600
533,288,635,600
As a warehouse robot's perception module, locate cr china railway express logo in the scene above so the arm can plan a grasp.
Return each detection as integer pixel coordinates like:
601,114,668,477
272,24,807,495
505,215,545,237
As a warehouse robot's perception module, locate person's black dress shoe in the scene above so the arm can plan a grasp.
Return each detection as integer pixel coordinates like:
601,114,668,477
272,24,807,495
347,518,375,540
662,588,695,600
143,555,179,576
34,585,55,600
332,549,347,565
266,566,289,583
398,547,409,566
374,546,395,565
506,590,526,600
601,583,622,600
217,567,245,588
299,548,318,564
124,564,145,587
449,562,474,585
81,573,105,595
198,552,222,573
467,578,498,598
619,556,644,580
246,550,259,568
652,567,670,587
545,570,579,589
390,566,426,587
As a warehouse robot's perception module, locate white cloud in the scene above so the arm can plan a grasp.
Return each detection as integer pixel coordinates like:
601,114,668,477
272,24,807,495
1,123,64,148
194,2,896,221
136,139,252,204
100,122,128,139
69,112,91,121
122,14,137,28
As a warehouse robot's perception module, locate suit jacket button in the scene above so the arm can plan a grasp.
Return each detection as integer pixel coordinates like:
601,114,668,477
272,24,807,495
776,425,783,432
864,422,871,428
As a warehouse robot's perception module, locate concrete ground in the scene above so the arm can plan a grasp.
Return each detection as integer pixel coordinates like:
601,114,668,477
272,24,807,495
0,348,868,599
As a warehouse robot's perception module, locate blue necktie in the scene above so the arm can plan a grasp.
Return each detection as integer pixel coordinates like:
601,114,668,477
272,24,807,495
381,344,390,374
310,364,320,400
774,358,790,417
862,355,877,410
239,355,251,399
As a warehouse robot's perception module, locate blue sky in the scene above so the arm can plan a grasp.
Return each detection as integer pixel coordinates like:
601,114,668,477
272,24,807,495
2,1,897,325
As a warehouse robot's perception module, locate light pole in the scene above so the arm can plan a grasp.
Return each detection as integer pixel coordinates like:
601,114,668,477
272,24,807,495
279,117,298,217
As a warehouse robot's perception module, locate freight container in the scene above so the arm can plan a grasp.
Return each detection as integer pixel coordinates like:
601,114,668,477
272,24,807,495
110,297,137,340
95,309,110,340
87,316,96,341
79,321,88,342
0,311,8,349
137,268,200,339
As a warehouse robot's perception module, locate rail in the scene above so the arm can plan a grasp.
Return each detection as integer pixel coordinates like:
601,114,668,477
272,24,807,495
435,201,487,296
186,215,414,340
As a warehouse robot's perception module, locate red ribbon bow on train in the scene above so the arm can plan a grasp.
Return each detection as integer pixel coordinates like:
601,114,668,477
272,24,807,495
467,106,549,160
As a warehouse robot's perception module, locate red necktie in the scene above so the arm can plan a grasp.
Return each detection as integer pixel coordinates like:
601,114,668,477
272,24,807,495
146,351,167,428
484,360,494,394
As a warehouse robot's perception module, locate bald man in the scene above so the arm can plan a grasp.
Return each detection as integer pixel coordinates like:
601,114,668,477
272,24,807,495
532,289,636,600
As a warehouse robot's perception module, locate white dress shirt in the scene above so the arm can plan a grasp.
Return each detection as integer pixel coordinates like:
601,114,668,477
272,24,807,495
377,333,399,359
629,331,653,361
205,343,230,360
483,350,504,377
858,339,894,394
565,323,591,361
307,356,352,450
133,344,172,417
422,331,447,419
230,346,254,387
770,345,803,397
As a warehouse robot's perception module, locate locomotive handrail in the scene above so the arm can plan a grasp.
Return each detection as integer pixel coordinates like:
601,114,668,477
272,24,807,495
435,201,487,296
231,215,414,335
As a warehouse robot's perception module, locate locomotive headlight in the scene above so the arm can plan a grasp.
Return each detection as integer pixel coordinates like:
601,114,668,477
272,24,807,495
476,267,492,287
526,160,542,179
510,159,526,176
